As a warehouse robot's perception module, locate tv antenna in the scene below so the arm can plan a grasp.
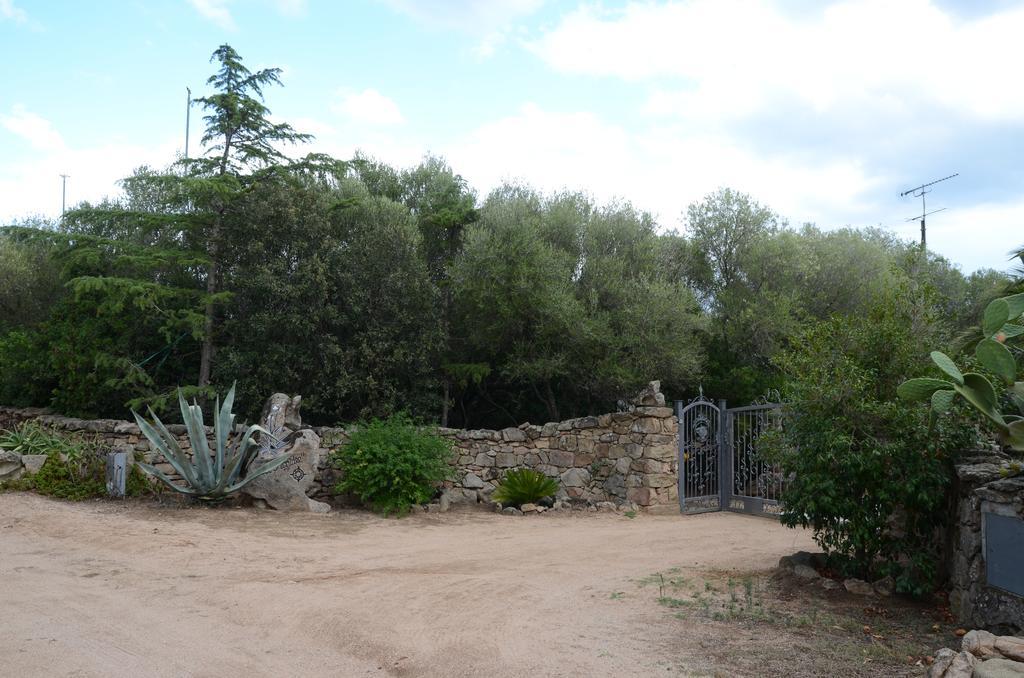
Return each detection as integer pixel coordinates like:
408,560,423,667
900,173,958,250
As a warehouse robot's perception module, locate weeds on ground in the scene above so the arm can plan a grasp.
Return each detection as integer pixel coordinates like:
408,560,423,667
624,566,953,676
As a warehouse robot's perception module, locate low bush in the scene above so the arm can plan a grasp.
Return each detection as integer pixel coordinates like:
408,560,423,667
330,413,453,516
492,468,559,507
0,421,155,499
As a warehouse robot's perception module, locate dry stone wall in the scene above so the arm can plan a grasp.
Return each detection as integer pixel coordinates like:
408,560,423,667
0,382,681,511
950,453,1024,633
435,404,678,508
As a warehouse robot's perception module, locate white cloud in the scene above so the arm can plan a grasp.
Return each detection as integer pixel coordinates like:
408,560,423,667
382,0,543,57
187,0,236,31
381,0,543,31
0,139,179,220
270,0,306,16
0,0,27,23
333,89,405,126
445,103,882,225
1,105,65,152
531,0,1024,122
901,199,1024,274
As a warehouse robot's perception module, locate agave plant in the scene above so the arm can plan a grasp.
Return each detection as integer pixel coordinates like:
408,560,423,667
898,292,1024,451
492,468,560,507
133,385,289,501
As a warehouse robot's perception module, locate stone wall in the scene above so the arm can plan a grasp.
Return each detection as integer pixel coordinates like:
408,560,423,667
950,453,1024,633
433,403,677,508
0,382,680,510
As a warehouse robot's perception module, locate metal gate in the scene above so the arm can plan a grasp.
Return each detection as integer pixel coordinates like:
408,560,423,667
676,396,784,518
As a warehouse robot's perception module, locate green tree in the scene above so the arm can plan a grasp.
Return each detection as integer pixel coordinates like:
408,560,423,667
765,283,977,594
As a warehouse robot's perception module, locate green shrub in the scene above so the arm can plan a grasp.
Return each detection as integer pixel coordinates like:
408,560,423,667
0,421,157,499
330,413,454,516
763,288,977,596
30,452,107,500
492,468,559,507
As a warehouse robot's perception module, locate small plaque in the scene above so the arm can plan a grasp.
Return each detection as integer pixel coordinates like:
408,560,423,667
106,451,127,498
985,512,1024,597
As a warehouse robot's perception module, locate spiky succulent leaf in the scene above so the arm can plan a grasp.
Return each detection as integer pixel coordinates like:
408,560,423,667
492,468,560,506
930,351,964,384
135,462,197,495
133,408,197,487
954,373,1004,426
224,453,291,494
897,378,953,401
983,298,1011,337
216,423,269,494
931,389,956,414
976,338,1017,385
133,387,286,501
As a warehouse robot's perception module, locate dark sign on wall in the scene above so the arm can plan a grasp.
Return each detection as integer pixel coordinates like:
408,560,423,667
985,512,1024,597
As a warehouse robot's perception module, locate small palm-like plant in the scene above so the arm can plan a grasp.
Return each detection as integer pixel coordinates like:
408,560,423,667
492,468,559,507
133,385,289,501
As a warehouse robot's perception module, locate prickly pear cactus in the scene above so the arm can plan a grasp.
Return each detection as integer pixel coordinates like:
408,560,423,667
898,293,1024,452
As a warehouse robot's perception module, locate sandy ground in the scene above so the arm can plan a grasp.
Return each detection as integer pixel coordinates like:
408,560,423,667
0,493,815,678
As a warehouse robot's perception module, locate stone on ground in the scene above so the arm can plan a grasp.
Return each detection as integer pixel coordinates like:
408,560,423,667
21,454,47,475
974,657,1024,678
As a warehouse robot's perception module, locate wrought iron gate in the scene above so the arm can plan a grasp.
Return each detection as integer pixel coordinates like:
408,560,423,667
676,396,784,518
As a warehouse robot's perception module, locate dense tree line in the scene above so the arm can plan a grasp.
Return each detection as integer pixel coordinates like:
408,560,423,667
0,46,1009,427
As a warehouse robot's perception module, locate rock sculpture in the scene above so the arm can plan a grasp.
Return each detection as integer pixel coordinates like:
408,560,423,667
242,393,330,513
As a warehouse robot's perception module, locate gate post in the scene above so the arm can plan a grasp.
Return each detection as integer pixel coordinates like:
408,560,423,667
718,400,729,511
675,399,684,512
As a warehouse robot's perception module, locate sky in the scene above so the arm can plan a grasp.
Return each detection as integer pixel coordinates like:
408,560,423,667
1,0,1022,273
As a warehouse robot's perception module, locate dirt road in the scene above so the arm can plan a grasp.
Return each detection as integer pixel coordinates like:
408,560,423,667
0,493,814,677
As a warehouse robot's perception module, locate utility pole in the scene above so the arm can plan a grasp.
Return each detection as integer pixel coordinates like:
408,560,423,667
60,174,69,217
185,87,192,159
900,173,958,250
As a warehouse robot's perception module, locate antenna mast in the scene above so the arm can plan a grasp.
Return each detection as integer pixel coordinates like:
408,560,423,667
900,173,958,250
185,87,192,160
59,174,69,217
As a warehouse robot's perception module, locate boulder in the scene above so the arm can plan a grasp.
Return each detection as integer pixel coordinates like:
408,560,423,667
242,429,330,513
929,648,957,678
260,393,303,433
974,657,1024,678
843,578,875,596
963,629,999,658
21,454,48,476
462,473,485,489
944,650,977,678
995,637,1024,662
793,564,820,581
631,381,665,407
0,449,22,480
872,576,895,597
520,503,538,513
561,467,591,488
